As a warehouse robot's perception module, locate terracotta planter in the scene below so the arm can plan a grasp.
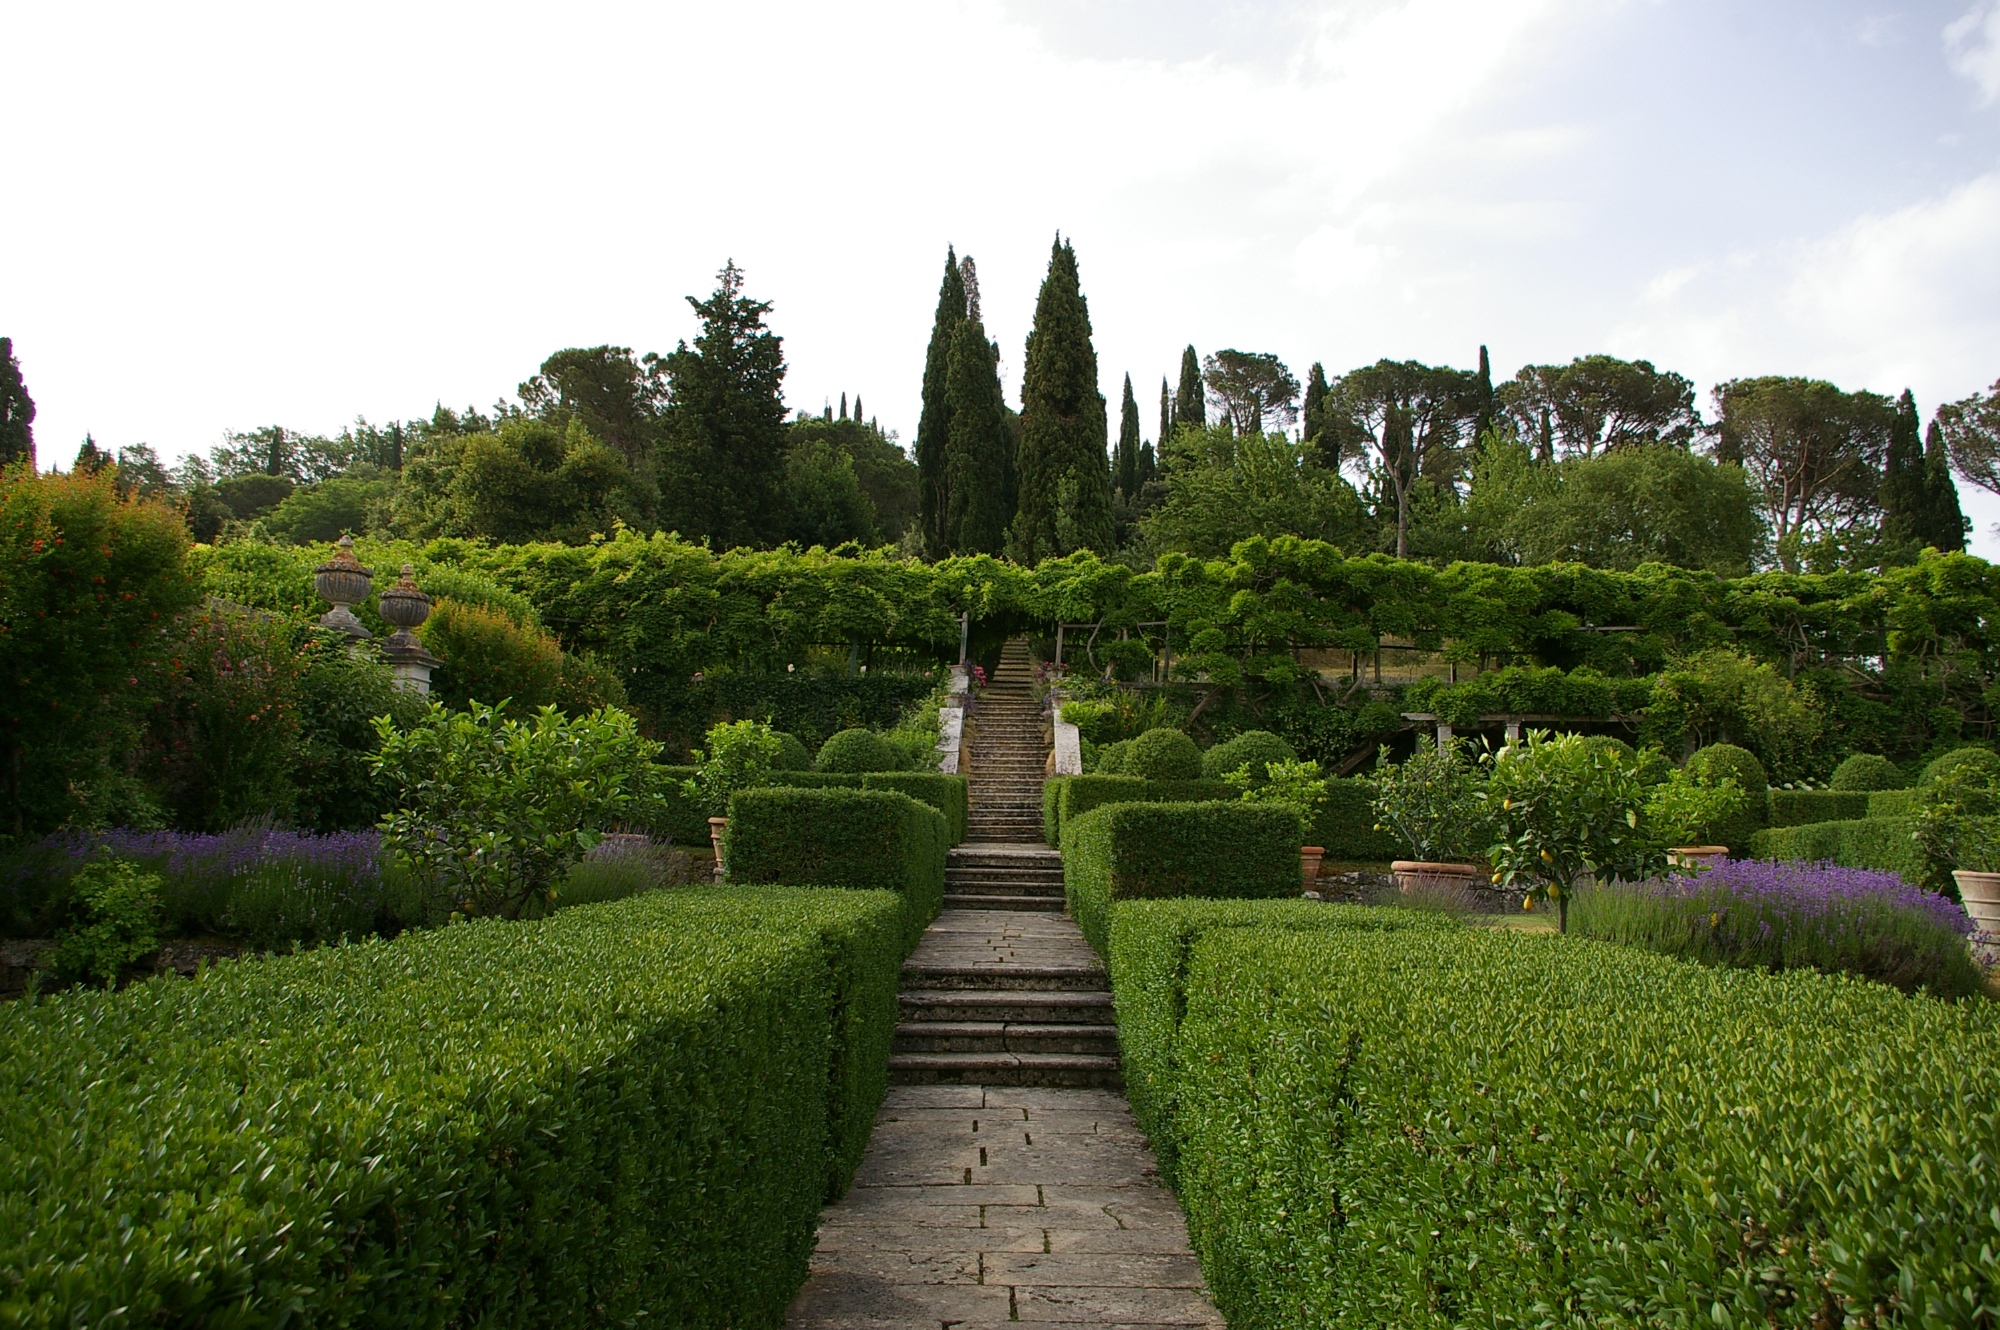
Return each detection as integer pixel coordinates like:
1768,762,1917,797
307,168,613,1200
1390,860,1485,895
1300,846,1326,888
707,816,729,878
1669,846,1730,872
1952,869,2000,935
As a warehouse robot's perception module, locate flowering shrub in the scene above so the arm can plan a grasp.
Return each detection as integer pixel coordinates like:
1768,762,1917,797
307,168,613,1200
4,828,394,947
1570,858,1981,998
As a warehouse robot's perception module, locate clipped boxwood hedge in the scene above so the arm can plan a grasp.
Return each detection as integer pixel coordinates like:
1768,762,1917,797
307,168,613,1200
1041,775,1236,846
1061,801,1302,954
654,763,710,844
756,771,969,845
725,787,947,949
1160,925,2000,1327
1870,787,1920,818
1766,788,1873,828
1749,815,1925,884
0,886,905,1328
1107,898,1460,1186
1307,779,1407,861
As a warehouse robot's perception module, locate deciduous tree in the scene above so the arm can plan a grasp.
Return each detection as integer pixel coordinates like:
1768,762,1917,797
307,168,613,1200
518,345,664,470
1202,349,1300,436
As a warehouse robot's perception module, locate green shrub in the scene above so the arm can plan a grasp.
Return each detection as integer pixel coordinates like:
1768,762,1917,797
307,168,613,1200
1370,737,1486,861
742,771,969,846
1684,741,1770,852
773,730,812,770
1307,780,1408,862
1870,788,1919,818
652,764,709,844
1767,789,1873,827
1061,801,1302,954
0,887,904,1327
1920,746,2000,785
1041,775,1236,846
1484,730,1662,931
1094,738,1131,773
1830,752,1906,791
374,702,664,918
554,650,630,716
1748,816,1926,884
292,632,430,831
815,726,895,773
687,718,786,817
1162,926,2000,1327
724,787,947,950
419,597,564,711
145,606,304,831
1125,727,1202,781
47,856,163,988
1107,899,1460,1186
1201,730,1295,783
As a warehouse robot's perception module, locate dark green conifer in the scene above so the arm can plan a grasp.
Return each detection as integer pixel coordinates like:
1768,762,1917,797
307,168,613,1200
1923,419,1968,552
1012,237,1113,561
1174,346,1204,433
943,317,1012,555
1474,344,1495,442
1114,373,1141,497
73,435,111,475
915,249,967,558
1302,362,1335,468
0,338,35,470
1138,439,1157,487
839,392,848,421
1881,389,1925,548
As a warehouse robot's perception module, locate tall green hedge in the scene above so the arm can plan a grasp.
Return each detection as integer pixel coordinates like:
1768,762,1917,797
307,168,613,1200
655,768,969,848
1106,899,1460,1187
1307,779,1408,861
1869,788,1920,819
1157,925,2000,1326
1041,775,1236,846
0,887,904,1328
1061,801,1302,954
725,787,947,949
1749,815,1925,884
1766,789,1874,828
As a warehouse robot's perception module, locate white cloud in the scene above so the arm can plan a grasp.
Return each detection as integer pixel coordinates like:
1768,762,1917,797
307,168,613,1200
1946,1,2000,104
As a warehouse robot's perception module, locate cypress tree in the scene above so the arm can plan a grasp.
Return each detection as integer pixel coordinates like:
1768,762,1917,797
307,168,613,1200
1174,345,1204,434
1115,373,1141,497
942,316,1012,555
1013,237,1113,561
1138,439,1156,487
0,338,35,470
1474,344,1495,442
915,249,966,559
1923,419,1968,552
854,395,863,420
1302,361,1335,468
839,392,848,421
1881,388,1924,547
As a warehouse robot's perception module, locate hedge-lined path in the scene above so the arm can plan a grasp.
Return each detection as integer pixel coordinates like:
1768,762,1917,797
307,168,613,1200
786,639,1227,1328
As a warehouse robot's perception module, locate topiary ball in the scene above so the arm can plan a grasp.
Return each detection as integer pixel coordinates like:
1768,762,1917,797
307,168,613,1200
1125,727,1203,782
1578,735,1635,762
772,731,812,772
815,727,894,773
1633,745,1676,787
1829,753,1906,791
1683,742,1770,852
1201,730,1297,783
1094,740,1131,775
1919,747,2000,787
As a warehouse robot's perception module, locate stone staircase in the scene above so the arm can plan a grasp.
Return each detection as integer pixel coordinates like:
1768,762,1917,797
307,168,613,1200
890,638,1121,1088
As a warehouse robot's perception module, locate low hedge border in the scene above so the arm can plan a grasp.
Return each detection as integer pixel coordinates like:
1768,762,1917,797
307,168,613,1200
1105,898,1461,1187
655,768,969,847
1061,801,1302,955
1166,925,2000,1326
0,886,905,1328
1767,789,1873,828
725,787,948,950
1749,815,1925,884
1044,775,1408,863
1869,788,1920,819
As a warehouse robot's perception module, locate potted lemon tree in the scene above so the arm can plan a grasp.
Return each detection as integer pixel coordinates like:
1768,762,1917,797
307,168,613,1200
1373,737,1490,898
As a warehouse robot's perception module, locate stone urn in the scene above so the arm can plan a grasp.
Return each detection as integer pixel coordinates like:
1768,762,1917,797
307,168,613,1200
376,564,441,694
1669,846,1730,873
708,816,729,879
312,534,373,638
1952,870,2000,936
1300,845,1326,888
1390,860,1485,896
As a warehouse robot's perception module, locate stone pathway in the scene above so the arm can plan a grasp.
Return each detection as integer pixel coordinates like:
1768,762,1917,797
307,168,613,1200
783,1084,1222,1328
784,638,1225,1327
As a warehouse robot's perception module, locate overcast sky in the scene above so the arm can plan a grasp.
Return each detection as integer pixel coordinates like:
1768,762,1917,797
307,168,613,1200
7,0,2000,550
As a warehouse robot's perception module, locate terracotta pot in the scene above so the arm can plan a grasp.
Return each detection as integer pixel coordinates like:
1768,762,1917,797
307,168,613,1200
1952,870,2000,935
1300,846,1326,888
1390,860,1485,895
1669,846,1730,872
707,816,729,877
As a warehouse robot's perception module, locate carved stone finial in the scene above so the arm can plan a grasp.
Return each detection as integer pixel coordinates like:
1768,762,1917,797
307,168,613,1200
312,534,374,639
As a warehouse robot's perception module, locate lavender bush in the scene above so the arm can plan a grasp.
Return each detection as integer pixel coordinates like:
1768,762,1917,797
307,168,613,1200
1570,858,1982,998
1,829,405,948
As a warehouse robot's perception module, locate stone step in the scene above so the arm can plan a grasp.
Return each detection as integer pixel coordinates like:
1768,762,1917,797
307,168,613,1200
898,988,1114,1023
893,1021,1121,1056
942,893,1063,911
943,872,1065,888
889,1051,1123,1088
942,880,1064,895
900,961,1108,992
947,850,1061,864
